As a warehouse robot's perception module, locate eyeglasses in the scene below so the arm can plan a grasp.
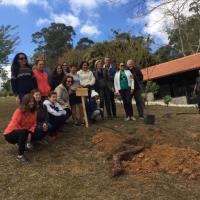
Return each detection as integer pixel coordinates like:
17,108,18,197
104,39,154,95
67,81,73,83
18,57,27,60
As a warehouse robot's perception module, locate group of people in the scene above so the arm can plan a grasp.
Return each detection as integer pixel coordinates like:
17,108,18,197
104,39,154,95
3,52,144,163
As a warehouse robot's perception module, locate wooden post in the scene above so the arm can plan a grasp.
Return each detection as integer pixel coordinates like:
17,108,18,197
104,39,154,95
81,96,89,128
76,88,89,128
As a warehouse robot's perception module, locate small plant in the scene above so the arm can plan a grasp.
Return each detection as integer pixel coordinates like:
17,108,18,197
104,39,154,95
163,95,172,106
143,81,159,106
145,80,159,94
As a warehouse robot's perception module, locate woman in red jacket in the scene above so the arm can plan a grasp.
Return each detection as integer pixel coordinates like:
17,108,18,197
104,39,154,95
4,94,37,163
33,59,51,101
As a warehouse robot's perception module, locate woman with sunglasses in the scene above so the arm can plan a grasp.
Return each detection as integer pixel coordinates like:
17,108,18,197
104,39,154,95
114,63,135,121
11,53,37,103
54,75,72,120
50,65,65,90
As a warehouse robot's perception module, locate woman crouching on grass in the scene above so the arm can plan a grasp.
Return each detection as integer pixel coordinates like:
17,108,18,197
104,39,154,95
43,91,68,139
54,75,72,121
30,89,52,145
3,94,37,163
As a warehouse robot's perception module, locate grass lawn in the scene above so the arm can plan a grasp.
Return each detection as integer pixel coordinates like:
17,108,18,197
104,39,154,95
1,97,200,200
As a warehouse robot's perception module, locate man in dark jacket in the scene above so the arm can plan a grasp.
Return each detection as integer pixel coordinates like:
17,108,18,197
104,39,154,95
94,60,113,118
127,59,144,118
103,57,117,117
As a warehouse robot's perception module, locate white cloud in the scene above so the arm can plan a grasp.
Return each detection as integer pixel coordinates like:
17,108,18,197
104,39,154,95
80,24,101,35
68,0,130,15
1,0,51,12
52,13,80,27
36,13,80,28
128,0,192,44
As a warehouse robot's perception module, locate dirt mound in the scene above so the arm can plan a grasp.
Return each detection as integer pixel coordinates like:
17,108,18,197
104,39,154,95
92,131,123,153
123,144,200,179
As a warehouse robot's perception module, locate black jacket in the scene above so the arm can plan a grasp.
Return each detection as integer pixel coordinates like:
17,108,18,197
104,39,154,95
11,67,37,95
129,67,143,91
93,68,113,91
50,74,65,90
37,102,49,124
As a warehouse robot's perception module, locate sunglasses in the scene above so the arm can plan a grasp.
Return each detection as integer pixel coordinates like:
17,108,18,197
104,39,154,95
18,57,27,60
67,81,73,83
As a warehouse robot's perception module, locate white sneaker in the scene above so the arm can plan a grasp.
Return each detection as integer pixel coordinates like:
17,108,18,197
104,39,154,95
130,116,136,121
124,117,130,121
26,142,33,150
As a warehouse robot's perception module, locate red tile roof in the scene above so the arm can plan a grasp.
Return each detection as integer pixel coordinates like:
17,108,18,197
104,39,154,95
141,53,200,81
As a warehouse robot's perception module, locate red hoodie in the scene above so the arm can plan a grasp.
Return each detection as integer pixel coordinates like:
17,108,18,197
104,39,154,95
4,108,37,135
33,68,51,97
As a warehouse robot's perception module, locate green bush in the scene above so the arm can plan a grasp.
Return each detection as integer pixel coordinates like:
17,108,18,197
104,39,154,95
163,95,172,106
145,81,159,94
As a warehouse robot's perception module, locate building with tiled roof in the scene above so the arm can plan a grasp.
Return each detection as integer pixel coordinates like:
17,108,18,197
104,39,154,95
141,53,200,103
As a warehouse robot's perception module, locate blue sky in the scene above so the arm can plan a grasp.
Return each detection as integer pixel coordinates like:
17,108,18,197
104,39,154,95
0,0,170,61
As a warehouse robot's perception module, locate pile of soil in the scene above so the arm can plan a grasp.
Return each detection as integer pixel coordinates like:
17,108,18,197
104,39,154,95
123,144,200,179
92,131,123,153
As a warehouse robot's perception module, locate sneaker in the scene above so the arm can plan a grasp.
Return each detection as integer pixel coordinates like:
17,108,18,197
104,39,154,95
16,155,29,163
124,117,130,121
139,116,144,119
26,142,33,150
37,139,49,145
130,116,136,121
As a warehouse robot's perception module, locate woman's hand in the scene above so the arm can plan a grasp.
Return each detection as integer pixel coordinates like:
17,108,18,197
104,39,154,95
42,123,48,132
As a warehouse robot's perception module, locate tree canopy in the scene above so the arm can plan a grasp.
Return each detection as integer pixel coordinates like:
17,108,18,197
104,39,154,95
32,23,75,67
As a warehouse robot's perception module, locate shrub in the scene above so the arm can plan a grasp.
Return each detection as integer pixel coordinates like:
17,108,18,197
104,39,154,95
163,95,172,106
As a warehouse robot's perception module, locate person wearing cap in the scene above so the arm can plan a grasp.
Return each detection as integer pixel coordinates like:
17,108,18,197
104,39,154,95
127,59,144,119
93,60,113,119
103,57,117,117
86,90,103,122
114,63,135,121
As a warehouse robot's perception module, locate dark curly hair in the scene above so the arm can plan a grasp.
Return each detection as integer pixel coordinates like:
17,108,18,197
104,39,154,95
11,53,30,78
51,64,64,77
62,75,74,88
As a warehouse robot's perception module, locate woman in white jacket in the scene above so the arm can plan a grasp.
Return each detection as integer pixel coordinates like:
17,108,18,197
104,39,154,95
77,61,95,97
114,63,135,121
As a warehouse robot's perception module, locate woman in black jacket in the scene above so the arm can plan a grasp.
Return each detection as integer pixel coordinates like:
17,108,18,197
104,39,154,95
50,65,65,90
11,53,37,103
31,89,52,144
93,60,113,119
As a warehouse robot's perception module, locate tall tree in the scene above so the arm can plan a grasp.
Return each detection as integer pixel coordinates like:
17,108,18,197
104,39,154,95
0,25,19,65
32,23,75,67
155,45,180,63
76,37,94,51
83,31,157,68
0,25,19,90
